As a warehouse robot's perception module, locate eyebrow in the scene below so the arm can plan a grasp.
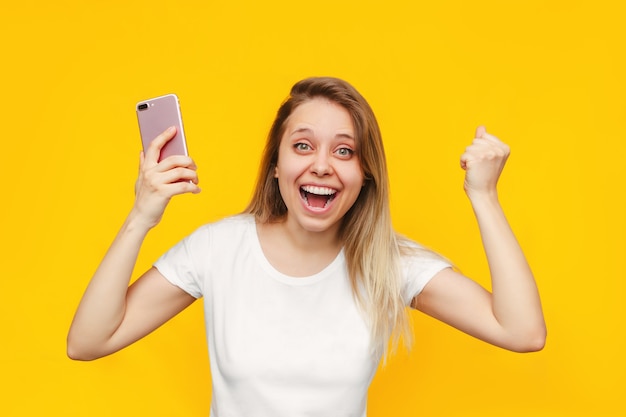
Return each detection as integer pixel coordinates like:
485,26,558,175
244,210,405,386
289,127,355,140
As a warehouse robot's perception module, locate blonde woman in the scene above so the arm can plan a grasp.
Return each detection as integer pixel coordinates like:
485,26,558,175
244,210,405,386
68,77,546,416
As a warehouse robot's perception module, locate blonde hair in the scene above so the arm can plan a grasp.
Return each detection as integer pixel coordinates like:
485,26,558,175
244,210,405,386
245,77,416,357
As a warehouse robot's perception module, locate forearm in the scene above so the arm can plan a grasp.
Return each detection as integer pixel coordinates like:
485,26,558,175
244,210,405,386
470,192,546,349
67,212,151,357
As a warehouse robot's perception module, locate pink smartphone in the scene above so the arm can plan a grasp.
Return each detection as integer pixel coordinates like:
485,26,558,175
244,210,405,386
136,94,189,161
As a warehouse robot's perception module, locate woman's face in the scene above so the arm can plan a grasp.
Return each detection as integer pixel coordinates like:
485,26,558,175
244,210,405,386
274,98,364,236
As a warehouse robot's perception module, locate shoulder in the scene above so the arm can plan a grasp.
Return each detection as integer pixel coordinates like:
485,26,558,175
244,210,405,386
397,235,449,266
153,214,258,297
160,214,256,260
191,214,255,240
396,235,453,304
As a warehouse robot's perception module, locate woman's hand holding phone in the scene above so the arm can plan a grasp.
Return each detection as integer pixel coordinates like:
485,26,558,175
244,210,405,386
131,126,201,230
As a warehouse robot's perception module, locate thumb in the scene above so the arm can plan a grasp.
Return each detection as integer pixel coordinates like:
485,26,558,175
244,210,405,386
475,125,487,138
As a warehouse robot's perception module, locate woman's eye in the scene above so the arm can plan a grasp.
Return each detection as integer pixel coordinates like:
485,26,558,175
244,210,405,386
335,147,354,157
294,143,311,151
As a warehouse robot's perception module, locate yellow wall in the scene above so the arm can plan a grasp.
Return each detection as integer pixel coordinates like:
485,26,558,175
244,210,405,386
1,1,624,415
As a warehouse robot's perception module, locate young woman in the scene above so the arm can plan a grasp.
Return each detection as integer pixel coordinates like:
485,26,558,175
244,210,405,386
68,77,546,416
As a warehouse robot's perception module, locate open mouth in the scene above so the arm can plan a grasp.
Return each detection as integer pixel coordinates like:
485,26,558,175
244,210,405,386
300,185,337,209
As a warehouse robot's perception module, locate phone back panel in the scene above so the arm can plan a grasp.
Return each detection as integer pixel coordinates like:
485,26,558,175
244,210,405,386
136,94,188,160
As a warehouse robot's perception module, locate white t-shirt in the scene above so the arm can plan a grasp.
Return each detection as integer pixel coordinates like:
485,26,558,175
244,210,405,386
154,215,450,417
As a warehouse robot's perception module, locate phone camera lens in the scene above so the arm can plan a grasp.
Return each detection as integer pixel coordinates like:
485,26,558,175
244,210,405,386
138,103,148,111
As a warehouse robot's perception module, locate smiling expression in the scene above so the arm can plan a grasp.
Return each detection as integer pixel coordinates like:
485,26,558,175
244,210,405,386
274,98,364,235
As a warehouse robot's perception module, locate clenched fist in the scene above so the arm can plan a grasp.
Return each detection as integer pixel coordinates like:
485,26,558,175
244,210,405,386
460,126,510,200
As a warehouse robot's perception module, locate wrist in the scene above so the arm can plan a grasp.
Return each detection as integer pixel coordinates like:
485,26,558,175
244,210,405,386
125,208,157,236
466,188,500,209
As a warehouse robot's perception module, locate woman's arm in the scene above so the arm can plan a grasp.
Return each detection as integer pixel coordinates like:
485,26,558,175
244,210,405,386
413,127,546,352
67,127,200,360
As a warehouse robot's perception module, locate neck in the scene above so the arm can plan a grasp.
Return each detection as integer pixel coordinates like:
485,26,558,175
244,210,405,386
256,216,344,278
281,217,342,253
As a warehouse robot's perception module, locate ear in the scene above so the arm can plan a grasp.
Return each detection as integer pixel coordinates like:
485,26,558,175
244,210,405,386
274,165,279,178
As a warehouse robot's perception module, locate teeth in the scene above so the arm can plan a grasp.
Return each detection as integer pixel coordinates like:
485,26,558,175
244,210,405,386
301,185,337,195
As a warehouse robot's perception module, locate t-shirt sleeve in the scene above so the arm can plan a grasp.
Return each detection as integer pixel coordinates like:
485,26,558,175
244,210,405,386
401,250,452,305
153,227,209,299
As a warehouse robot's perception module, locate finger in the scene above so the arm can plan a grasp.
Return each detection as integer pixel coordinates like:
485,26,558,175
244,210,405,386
160,167,200,185
176,180,202,195
163,176,202,195
157,154,197,171
466,139,509,160
474,127,505,146
465,140,495,158
461,141,499,168
460,147,487,168
138,150,145,170
149,158,198,181
481,132,504,145
144,126,177,164
460,151,471,170
475,135,510,157
460,141,483,170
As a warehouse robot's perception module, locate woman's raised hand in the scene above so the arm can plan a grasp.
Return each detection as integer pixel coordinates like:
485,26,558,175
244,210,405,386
66,126,200,360
460,126,510,200
132,126,201,229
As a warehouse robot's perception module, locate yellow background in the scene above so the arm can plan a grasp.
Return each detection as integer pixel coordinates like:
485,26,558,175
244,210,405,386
1,0,624,415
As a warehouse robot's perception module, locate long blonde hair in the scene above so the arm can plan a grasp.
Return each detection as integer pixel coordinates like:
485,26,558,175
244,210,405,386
245,77,412,356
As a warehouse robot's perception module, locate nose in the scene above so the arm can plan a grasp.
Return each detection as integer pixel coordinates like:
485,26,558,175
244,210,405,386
310,151,333,176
